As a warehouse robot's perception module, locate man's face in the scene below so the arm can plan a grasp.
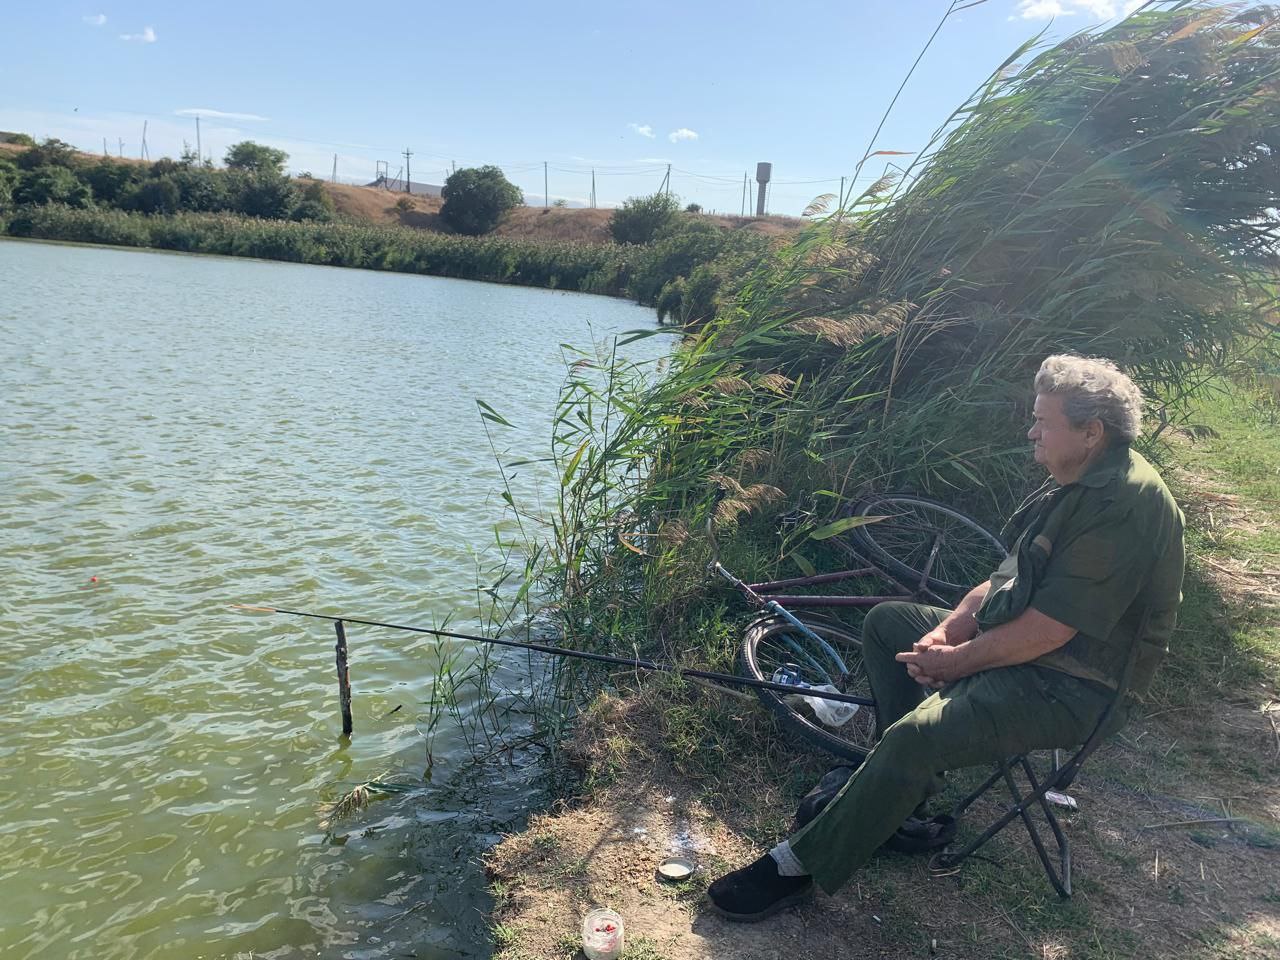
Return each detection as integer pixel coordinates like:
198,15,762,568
1028,393,1096,483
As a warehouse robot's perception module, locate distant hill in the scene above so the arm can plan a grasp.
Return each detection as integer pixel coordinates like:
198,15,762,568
365,175,588,208
366,176,443,197
321,179,800,244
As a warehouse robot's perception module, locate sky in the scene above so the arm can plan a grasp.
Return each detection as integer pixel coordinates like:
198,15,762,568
1,1,1149,215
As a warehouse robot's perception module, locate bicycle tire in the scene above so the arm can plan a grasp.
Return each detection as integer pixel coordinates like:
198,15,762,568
739,613,877,763
847,493,1007,596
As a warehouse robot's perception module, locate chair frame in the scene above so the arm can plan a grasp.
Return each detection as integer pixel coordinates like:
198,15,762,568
933,623,1146,898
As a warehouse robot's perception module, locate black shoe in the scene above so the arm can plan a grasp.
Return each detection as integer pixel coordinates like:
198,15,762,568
706,853,813,922
882,814,956,854
792,765,855,831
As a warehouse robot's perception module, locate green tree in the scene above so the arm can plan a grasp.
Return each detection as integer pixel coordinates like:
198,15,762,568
16,138,80,171
224,141,288,176
0,156,19,210
123,176,182,214
84,159,145,204
13,165,92,207
290,180,335,221
440,165,523,235
150,157,180,178
6,132,36,147
234,171,298,219
608,192,681,244
171,166,234,212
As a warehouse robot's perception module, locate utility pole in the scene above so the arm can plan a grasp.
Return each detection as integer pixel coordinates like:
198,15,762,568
402,147,413,194
103,137,108,157
140,120,149,161
665,163,671,196
451,160,456,175
195,115,201,162
839,176,846,209
591,169,596,209
741,172,748,217
331,154,338,183
544,161,548,207
118,138,124,158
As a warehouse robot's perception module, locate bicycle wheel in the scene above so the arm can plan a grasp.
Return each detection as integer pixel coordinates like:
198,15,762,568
847,493,1007,596
739,613,877,763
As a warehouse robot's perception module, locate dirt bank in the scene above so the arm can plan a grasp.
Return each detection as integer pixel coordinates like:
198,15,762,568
485,686,1279,960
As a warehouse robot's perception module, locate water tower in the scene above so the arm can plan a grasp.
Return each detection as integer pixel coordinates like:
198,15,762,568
755,162,772,217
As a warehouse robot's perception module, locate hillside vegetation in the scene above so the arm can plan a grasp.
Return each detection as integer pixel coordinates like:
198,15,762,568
539,1,1280,636
0,139,799,319
320,180,800,244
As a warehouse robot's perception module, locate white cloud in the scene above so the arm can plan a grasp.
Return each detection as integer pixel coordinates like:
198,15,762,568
1016,0,1072,16
628,123,655,139
176,108,270,122
1014,0,1144,19
119,26,157,43
83,14,106,26
668,128,698,143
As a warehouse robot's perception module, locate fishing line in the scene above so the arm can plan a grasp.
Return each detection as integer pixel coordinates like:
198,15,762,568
231,604,874,738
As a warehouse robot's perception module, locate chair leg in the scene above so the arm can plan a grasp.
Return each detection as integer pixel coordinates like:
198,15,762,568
935,758,1029,868
937,754,1073,898
1008,757,1071,898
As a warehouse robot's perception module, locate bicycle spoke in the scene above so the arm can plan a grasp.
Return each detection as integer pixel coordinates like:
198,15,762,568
740,615,878,760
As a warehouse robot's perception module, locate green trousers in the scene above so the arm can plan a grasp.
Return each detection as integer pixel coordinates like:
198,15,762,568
790,601,1117,895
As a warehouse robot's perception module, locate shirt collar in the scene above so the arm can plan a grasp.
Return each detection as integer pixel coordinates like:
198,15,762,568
1072,444,1131,489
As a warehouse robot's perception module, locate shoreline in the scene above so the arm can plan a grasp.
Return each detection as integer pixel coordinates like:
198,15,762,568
0,234,661,306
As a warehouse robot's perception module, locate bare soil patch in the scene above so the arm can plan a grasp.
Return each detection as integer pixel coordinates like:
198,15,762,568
486,682,1279,960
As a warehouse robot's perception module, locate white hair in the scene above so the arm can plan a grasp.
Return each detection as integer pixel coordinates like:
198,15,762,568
1034,354,1143,444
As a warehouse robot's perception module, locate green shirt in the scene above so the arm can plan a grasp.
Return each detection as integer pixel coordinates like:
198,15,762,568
976,445,1185,695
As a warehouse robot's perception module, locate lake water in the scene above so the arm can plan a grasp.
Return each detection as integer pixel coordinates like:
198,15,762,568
0,240,663,959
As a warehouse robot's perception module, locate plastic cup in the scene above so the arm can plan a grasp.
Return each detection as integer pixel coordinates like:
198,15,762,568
581,907,624,960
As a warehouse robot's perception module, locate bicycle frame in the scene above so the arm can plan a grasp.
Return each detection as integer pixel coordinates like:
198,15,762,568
706,488,958,690
715,521,951,612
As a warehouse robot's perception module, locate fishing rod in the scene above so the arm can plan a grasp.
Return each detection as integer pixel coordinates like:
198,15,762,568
232,604,874,737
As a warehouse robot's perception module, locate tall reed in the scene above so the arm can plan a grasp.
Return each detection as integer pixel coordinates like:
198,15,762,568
535,2,1280,685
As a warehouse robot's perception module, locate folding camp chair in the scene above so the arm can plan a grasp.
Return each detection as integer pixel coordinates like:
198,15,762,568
932,621,1147,898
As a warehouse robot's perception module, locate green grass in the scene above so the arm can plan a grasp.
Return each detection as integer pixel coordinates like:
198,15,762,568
1151,379,1280,710
1172,382,1280,564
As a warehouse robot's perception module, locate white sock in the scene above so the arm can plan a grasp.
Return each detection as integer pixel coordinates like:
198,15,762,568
768,839,810,877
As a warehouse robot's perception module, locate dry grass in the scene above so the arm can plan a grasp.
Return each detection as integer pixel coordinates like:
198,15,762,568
317,179,803,243
486,686,1280,960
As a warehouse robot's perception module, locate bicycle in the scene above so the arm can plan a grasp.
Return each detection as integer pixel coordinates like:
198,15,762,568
710,493,1007,762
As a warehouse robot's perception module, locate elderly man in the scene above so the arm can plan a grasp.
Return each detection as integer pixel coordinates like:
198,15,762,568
708,354,1185,921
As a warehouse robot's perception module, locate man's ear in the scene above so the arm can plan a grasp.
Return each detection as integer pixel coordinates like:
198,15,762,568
1085,417,1106,450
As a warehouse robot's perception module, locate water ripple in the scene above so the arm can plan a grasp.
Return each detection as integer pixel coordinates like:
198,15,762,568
0,239,665,960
